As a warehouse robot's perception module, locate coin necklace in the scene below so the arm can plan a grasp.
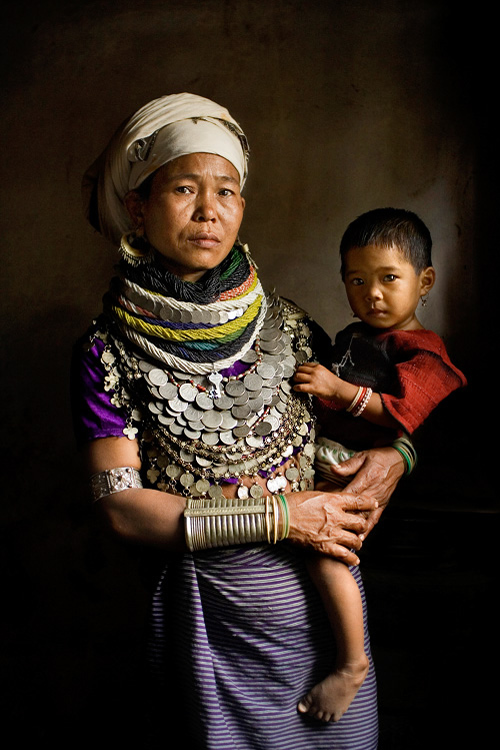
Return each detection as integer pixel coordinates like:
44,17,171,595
97,294,317,499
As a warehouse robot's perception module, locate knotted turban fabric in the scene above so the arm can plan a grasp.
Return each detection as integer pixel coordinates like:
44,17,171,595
82,93,249,245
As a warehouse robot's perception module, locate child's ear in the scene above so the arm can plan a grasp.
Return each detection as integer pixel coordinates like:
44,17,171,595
420,266,436,296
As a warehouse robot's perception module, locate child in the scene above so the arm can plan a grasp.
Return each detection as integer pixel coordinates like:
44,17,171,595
293,207,467,722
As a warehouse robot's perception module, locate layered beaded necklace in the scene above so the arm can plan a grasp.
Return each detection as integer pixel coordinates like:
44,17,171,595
96,244,317,500
103,244,267,373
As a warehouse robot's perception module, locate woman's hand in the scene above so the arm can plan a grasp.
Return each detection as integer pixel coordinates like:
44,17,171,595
286,488,378,565
328,446,405,536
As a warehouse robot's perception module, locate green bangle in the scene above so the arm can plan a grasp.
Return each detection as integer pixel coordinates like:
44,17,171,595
276,494,290,540
392,436,417,475
393,444,412,474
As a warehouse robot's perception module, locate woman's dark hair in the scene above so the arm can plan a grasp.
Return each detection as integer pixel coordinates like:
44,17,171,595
339,207,432,278
86,173,156,234
134,172,156,200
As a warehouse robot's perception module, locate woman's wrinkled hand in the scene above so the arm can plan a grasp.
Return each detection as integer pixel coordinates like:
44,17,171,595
286,489,378,565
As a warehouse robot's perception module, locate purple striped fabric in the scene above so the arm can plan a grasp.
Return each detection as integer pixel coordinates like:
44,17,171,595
148,545,378,749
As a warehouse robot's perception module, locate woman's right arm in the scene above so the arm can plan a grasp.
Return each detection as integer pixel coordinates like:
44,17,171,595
76,340,373,563
85,436,375,565
85,436,187,553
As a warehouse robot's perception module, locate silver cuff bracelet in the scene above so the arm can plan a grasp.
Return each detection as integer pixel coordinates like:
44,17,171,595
89,467,143,502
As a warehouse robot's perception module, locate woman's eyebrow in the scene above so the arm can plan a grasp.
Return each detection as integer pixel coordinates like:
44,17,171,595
169,172,239,183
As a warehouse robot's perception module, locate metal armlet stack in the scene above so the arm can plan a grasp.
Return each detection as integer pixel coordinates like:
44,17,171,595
184,494,290,551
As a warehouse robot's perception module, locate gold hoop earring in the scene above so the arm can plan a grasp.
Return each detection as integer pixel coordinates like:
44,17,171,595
119,232,154,266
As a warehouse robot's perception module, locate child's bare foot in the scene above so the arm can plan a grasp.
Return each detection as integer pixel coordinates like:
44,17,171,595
297,655,369,722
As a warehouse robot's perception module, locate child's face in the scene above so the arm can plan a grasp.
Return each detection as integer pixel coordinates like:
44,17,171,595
343,244,435,331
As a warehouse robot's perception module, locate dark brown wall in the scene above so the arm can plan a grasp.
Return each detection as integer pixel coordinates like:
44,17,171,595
2,1,495,747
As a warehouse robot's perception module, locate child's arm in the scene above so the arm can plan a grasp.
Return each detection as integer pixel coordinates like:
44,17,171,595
293,363,400,430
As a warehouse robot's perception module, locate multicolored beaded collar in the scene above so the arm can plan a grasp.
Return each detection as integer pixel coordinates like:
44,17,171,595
104,243,267,374
95,244,317,500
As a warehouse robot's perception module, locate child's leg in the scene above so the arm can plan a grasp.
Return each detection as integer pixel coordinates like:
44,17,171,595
297,555,369,723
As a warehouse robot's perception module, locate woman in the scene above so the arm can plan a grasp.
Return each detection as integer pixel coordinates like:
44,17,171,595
72,93,408,749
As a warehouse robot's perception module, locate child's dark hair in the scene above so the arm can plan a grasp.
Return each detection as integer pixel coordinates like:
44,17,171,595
339,208,432,279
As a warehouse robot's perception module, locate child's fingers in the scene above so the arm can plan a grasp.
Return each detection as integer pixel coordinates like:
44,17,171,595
295,363,320,374
293,370,312,383
293,381,316,393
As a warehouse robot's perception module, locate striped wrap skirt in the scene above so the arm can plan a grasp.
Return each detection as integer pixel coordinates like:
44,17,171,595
147,543,378,749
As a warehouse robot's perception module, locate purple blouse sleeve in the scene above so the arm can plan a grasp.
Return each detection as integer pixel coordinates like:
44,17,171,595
71,335,127,447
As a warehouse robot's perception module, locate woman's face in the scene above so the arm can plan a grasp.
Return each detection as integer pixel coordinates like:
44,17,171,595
126,152,245,282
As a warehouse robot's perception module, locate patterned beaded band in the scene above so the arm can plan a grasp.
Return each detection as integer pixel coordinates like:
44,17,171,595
346,386,373,417
184,494,290,551
392,436,418,475
89,466,143,502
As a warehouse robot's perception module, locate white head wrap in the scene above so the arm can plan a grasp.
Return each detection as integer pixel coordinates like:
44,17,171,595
82,93,249,245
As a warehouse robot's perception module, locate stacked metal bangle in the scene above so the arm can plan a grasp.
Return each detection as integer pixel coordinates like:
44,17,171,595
392,436,418,474
184,493,290,551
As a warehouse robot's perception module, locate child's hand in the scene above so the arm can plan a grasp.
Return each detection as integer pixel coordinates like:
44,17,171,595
293,363,343,401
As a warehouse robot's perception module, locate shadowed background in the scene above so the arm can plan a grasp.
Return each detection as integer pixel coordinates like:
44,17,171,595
2,1,496,747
